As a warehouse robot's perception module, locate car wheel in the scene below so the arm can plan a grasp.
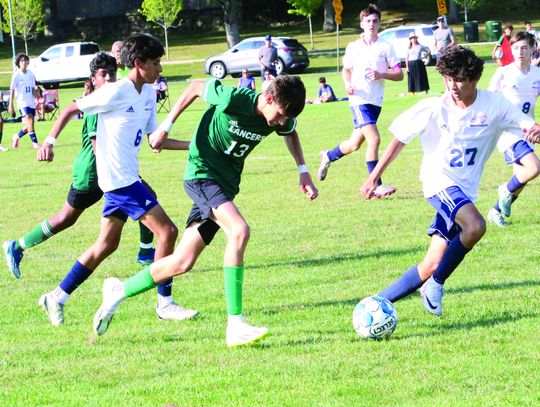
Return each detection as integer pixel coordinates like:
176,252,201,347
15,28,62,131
275,58,285,75
209,62,227,79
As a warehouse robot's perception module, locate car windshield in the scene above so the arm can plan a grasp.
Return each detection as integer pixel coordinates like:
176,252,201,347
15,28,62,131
422,27,434,36
282,39,305,50
81,43,99,55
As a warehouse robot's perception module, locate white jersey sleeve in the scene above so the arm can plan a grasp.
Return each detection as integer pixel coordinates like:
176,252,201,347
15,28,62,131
487,67,503,93
389,97,439,144
76,82,122,114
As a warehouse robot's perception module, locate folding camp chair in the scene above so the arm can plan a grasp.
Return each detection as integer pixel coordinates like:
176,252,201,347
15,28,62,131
43,89,59,121
155,77,170,113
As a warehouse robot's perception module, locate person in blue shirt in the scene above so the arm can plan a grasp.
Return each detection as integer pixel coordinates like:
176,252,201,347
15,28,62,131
315,77,337,103
237,68,256,91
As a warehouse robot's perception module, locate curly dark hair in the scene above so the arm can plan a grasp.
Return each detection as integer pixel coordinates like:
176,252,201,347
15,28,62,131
265,75,306,118
436,46,484,82
15,53,29,68
90,52,117,77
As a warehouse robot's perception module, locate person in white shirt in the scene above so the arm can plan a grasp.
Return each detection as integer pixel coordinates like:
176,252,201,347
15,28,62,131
317,3,403,198
486,31,540,227
9,53,40,149
360,46,540,316
37,34,198,325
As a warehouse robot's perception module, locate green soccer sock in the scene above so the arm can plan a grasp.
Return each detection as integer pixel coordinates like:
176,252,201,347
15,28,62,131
224,265,244,315
124,267,157,297
138,222,154,256
16,220,55,251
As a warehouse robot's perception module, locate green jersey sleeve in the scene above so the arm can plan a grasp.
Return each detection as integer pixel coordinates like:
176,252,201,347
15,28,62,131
202,78,235,112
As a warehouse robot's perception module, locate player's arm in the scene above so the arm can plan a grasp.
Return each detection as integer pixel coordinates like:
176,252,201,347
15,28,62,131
8,89,15,116
283,130,318,201
360,137,406,199
37,101,81,162
154,138,190,151
342,66,355,95
449,30,457,47
149,80,205,150
377,64,403,82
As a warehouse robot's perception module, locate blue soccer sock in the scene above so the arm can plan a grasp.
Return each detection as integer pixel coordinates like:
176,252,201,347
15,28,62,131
327,145,345,162
507,175,525,194
59,260,94,295
366,160,382,185
157,279,173,297
493,202,501,212
432,236,470,285
28,132,38,143
378,265,423,303
17,129,27,138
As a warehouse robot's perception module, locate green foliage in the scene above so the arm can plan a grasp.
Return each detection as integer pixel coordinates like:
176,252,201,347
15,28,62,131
139,0,184,59
287,0,322,17
0,0,45,54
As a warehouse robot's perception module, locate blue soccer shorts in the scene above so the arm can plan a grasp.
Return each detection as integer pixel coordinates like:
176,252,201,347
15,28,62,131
504,140,534,165
350,103,382,129
19,107,36,117
426,185,472,242
102,181,158,222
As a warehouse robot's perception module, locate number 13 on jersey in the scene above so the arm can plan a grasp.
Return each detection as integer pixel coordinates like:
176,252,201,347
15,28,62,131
224,140,250,157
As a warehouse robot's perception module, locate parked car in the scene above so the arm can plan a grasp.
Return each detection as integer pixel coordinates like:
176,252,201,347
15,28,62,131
29,42,100,88
378,24,438,66
205,36,310,79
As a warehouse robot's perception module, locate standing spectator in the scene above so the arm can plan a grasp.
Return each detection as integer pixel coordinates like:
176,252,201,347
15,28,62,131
9,53,40,149
317,3,403,198
433,16,456,55
406,32,430,95
524,21,539,41
261,69,274,93
492,23,514,66
111,40,128,79
259,34,278,79
0,91,6,152
237,68,256,91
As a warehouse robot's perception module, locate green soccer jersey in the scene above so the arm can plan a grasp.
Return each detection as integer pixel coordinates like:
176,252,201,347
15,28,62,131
184,79,297,199
72,113,99,191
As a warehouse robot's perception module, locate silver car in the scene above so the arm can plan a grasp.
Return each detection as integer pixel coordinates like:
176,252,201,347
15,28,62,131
378,24,439,66
204,36,310,79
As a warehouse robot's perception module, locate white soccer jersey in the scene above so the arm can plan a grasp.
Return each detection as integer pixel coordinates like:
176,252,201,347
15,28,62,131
488,64,540,151
76,78,158,192
342,36,400,107
389,90,535,201
10,70,36,109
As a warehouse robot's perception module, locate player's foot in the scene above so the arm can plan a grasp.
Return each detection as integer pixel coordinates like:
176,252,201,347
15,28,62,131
12,134,19,149
32,142,41,149
372,184,397,199
487,208,508,228
38,293,65,326
0,145,8,152
93,277,123,336
156,302,199,321
226,318,269,348
317,150,331,181
3,240,23,279
422,277,444,316
136,248,155,265
498,184,513,217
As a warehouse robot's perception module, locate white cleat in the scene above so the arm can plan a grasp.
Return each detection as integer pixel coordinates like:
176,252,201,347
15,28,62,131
93,277,123,336
156,302,199,321
372,184,397,199
497,184,513,217
317,150,331,181
38,293,64,326
487,208,508,228
0,145,8,152
422,277,444,316
226,319,269,348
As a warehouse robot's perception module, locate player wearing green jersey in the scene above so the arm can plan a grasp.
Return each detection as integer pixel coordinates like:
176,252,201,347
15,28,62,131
92,75,318,347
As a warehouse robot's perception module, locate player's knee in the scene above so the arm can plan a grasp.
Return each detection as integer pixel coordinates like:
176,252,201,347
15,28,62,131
420,259,440,276
97,237,120,256
230,223,250,245
171,255,196,276
463,218,486,243
156,223,178,244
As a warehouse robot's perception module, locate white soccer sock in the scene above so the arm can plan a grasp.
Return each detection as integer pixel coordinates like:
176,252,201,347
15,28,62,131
227,314,245,326
51,286,70,304
157,294,174,308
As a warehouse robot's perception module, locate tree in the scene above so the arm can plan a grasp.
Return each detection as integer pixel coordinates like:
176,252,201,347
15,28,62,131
139,0,183,60
453,0,486,21
287,0,322,51
217,0,242,48
0,0,45,55
322,0,336,32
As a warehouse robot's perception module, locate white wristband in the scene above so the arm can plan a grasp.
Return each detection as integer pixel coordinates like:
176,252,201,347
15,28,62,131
45,136,57,146
159,119,173,133
298,164,309,174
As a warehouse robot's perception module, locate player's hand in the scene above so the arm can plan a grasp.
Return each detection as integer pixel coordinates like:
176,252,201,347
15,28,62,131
365,69,382,81
299,172,318,201
345,81,355,95
149,129,168,151
360,179,377,199
8,106,15,117
37,144,54,162
524,124,540,144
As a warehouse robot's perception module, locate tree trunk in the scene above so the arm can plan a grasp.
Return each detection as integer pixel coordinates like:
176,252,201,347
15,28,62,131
219,0,242,47
322,0,336,33
164,27,169,60
43,0,62,39
448,0,459,24
308,14,314,51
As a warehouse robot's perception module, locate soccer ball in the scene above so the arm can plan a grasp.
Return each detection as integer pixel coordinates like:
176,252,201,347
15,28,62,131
352,295,398,340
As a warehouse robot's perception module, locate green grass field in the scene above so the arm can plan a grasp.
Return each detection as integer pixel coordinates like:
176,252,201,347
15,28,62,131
1,64,539,406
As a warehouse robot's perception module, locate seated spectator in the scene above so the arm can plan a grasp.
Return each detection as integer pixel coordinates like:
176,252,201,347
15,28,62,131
35,86,58,121
261,69,274,93
307,77,337,104
237,68,256,91
152,75,168,102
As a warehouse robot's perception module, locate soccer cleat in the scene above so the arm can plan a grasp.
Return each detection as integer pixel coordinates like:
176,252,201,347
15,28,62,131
136,248,155,265
487,208,508,228
226,320,269,348
156,302,199,321
372,184,397,199
498,184,513,217
93,277,123,336
0,145,8,152
317,150,331,181
32,142,41,149
3,240,23,279
422,277,444,316
38,293,65,326
12,134,19,149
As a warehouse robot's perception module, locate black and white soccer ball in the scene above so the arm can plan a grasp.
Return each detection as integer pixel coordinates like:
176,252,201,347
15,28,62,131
352,295,398,340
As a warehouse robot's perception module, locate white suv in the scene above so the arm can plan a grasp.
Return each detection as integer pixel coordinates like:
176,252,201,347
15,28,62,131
378,24,438,66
